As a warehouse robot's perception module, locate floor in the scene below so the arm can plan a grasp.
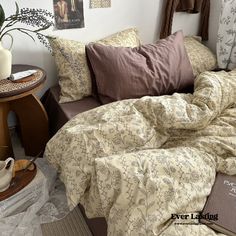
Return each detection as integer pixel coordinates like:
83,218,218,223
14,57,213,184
10,127,92,236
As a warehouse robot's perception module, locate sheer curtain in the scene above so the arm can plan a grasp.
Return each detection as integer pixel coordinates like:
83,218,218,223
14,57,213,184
217,0,236,70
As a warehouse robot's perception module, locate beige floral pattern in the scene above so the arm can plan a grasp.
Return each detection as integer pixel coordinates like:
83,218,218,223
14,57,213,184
184,36,217,77
49,28,140,103
90,0,111,8
45,70,236,235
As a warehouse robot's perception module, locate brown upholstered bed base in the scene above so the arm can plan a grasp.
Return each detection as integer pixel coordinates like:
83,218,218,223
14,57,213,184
42,86,107,235
79,204,107,236
42,85,101,136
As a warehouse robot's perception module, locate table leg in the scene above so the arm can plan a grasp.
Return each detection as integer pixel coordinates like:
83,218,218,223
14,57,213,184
0,102,13,160
10,94,49,157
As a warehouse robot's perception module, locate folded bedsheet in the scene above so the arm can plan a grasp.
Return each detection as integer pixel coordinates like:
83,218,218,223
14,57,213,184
45,70,236,235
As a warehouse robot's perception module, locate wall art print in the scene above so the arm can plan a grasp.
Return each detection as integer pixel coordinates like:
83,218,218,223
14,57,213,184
53,0,84,30
90,0,111,9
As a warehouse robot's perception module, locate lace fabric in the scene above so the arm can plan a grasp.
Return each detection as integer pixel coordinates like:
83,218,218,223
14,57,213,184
0,159,70,236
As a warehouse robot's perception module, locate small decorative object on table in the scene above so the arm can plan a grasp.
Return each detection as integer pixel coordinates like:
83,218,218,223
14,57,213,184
0,159,37,201
9,69,38,83
0,34,13,80
0,3,54,80
0,157,14,192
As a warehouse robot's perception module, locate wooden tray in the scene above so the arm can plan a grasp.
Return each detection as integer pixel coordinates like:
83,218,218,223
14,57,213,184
0,164,37,201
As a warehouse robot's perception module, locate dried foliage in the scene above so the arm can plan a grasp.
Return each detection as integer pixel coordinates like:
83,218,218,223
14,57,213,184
0,2,54,51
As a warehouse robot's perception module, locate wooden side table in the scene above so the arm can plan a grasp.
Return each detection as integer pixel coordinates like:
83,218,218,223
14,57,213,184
0,64,49,160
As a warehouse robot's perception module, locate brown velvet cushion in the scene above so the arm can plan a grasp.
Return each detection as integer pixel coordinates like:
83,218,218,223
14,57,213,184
86,31,194,104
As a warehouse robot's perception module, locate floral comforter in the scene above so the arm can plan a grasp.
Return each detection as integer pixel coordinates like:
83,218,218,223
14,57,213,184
45,70,236,235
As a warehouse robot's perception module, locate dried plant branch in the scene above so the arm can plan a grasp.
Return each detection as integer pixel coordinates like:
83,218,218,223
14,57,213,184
0,2,54,50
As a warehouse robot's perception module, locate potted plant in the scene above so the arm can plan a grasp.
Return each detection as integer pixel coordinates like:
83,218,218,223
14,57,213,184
0,3,54,80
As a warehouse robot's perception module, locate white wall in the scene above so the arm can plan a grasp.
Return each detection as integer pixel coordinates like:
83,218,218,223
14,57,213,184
1,0,207,92
1,0,221,126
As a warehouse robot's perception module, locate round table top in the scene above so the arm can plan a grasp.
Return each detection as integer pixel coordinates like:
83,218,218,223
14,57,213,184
0,64,46,98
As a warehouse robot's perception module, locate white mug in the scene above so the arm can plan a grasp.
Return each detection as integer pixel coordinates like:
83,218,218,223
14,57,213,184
0,157,15,192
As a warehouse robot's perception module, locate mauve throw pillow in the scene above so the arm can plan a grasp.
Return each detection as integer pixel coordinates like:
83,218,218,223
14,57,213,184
86,31,194,104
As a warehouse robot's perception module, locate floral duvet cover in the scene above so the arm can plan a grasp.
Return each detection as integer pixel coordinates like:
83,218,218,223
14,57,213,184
45,70,236,235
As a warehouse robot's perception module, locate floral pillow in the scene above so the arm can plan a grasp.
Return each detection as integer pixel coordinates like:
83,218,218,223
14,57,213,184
184,37,217,77
49,28,140,103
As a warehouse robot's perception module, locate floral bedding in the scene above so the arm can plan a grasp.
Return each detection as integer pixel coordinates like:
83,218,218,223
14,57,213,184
45,70,236,235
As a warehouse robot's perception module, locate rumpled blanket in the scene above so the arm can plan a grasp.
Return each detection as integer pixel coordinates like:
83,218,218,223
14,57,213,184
45,70,236,235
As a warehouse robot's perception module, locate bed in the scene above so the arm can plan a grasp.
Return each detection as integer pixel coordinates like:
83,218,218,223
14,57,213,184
44,69,236,236
42,27,236,235
42,85,107,235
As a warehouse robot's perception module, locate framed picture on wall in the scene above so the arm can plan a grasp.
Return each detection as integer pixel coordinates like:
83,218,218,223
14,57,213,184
90,0,111,8
53,0,85,30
